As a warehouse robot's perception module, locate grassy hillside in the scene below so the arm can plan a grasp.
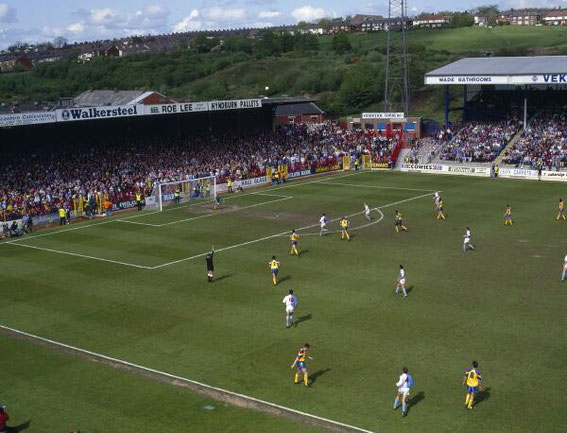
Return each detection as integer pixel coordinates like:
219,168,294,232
1,26,566,119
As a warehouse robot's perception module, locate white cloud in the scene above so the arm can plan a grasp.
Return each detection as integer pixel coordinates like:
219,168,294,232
291,6,326,22
173,9,202,32
202,7,247,21
258,10,281,19
67,22,85,35
42,26,64,38
0,3,17,23
132,5,170,27
86,8,127,27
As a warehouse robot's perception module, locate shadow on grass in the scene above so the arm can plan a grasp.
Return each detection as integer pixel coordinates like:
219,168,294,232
475,387,491,405
298,249,310,257
309,368,331,385
406,285,414,294
279,275,291,283
294,313,312,327
214,273,233,282
406,391,425,415
7,420,31,432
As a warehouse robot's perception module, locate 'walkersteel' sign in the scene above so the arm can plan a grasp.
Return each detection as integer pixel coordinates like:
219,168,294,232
57,105,143,122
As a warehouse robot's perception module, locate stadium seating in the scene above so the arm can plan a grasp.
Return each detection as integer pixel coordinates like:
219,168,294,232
502,110,567,169
0,122,394,221
438,117,520,163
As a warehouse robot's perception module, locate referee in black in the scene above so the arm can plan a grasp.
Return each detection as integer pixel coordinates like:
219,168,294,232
206,246,215,282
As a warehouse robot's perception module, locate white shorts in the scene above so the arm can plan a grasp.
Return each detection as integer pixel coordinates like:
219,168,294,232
286,307,295,315
398,387,410,397
464,238,470,244
320,224,326,229
398,278,406,286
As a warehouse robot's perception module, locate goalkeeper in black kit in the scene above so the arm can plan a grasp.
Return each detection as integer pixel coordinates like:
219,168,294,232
206,246,215,282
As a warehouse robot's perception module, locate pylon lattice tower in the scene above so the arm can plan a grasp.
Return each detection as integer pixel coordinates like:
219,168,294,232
384,0,410,115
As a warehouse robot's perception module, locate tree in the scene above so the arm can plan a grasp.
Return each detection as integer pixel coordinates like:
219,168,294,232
335,64,383,113
318,18,333,31
450,12,475,28
296,21,309,30
332,32,351,54
53,37,68,49
256,30,282,57
476,5,500,27
296,33,319,52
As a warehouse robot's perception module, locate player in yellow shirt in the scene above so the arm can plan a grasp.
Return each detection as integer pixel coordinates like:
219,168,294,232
290,230,300,256
557,199,565,221
290,343,313,387
268,256,280,285
505,204,513,225
437,198,446,220
463,361,483,409
340,217,350,240
395,210,408,232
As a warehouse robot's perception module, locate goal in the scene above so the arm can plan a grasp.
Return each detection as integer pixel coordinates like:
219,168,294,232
149,176,217,211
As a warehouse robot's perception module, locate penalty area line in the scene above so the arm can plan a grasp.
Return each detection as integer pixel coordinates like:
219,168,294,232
0,325,375,433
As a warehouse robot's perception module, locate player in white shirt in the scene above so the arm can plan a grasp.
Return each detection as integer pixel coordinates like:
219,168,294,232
463,227,476,253
434,191,440,207
364,203,371,221
562,255,567,281
319,213,328,236
395,265,407,298
282,289,297,328
393,366,412,417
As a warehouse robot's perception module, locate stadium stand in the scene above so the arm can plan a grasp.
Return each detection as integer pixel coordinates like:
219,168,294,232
502,110,567,169
438,116,520,163
0,121,393,222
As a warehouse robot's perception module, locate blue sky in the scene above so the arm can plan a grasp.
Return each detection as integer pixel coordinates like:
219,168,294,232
0,0,564,49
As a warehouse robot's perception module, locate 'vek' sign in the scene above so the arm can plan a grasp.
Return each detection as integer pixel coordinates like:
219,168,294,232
543,74,567,83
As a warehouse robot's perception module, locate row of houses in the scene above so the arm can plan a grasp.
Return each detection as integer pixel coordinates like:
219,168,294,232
475,9,567,27
2,9,566,72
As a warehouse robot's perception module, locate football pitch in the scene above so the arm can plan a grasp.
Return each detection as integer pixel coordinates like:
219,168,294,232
1,170,566,432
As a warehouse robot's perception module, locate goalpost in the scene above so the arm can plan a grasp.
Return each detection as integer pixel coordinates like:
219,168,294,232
149,176,217,211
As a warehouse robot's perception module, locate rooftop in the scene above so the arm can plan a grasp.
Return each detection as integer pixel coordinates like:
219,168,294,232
425,56,567,77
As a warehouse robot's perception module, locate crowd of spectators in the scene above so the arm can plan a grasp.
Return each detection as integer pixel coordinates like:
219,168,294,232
0,121,395,222
438,117,520,163
502,110,567,169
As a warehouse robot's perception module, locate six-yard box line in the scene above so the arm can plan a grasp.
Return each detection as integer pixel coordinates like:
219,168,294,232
0,324,375,433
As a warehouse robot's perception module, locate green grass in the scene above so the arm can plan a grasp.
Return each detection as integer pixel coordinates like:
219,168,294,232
0,336,322,433
1,170,566,432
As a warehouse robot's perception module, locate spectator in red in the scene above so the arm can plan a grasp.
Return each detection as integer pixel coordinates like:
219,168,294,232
0,406,9,432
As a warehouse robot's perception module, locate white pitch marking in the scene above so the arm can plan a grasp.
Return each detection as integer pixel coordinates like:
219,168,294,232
7,243,152,269
116,220,161,227
0,324,375,433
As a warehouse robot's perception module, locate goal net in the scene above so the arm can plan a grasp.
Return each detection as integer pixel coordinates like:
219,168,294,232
149,176,216,211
